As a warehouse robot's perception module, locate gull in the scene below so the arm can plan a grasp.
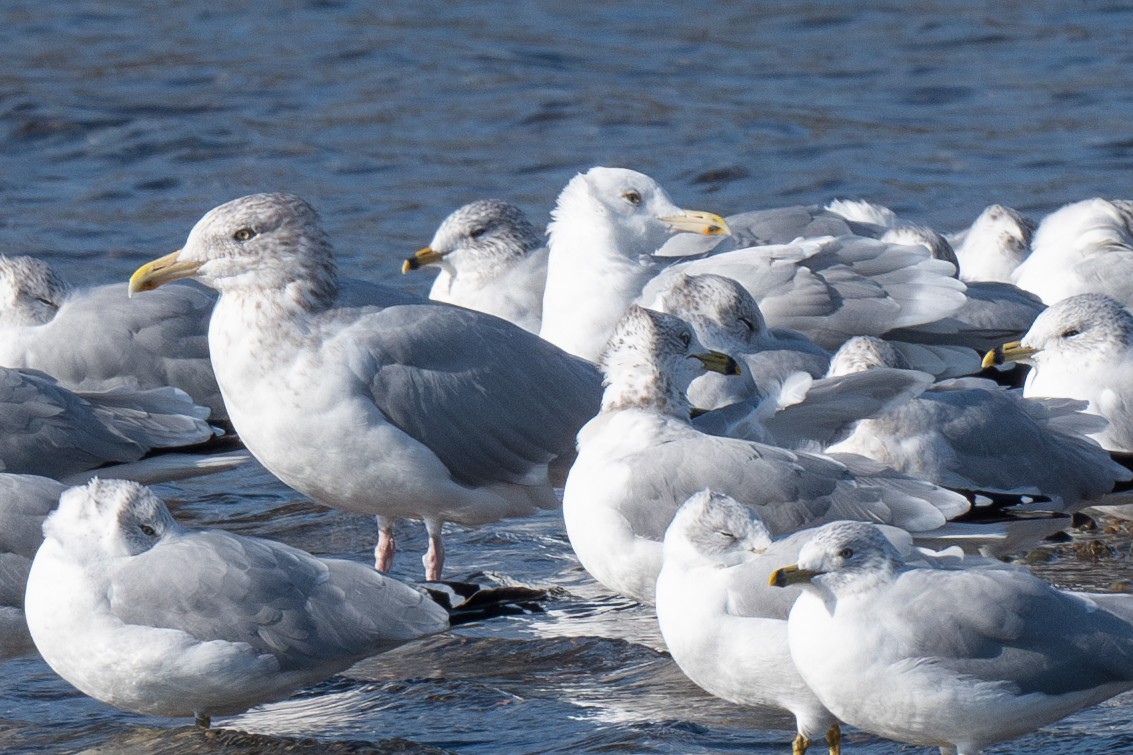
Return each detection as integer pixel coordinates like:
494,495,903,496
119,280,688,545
1012,197,1133,305
129,192,601,580
540,166,967,360
826,335,1130,511
0,366,216,479
562,305,969,603
770,520,1133,755
656,490,840,755
24,478,451,728
948,204,1035,284
402,199,547,333
0,254,225,419
985,293,1133,452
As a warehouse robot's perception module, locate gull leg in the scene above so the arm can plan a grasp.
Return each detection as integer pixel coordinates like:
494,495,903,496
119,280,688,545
423,518,445,581
375,516,396,573
792,733,810,755
826,723,841,755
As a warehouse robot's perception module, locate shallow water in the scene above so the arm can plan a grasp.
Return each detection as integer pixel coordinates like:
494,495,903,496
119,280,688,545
5,1,1133,752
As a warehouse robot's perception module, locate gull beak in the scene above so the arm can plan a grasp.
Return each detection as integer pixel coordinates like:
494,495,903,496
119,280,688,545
768,564,820,587
659,210,731,237
982,340,1038,369
402,246,444,274
694,350,741,376
128,250,203,297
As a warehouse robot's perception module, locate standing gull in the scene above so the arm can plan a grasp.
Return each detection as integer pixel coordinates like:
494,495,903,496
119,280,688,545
129,193,601,580
0,254,224,419
25,479,450,727
771,521,1133,755
402,199,547,333
655,490,840,755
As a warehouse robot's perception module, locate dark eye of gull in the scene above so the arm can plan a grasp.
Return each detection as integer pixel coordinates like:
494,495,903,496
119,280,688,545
233,227,257,242
622,190,642,207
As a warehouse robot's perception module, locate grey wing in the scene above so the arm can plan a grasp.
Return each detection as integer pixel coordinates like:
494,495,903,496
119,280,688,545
884,280,1046,351
761,368,934,448
19,283,224,417
352,304,602,487
110,530,445,666
0,368,143,477
0,474,64,557
883,568,1133,695
614,433,879,539
77,385,215,452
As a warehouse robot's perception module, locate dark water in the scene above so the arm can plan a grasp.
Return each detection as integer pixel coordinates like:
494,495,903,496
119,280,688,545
5,1,1133,752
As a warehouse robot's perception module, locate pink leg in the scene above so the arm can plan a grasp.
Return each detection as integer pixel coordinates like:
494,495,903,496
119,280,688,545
422,518,445,581
375,516,396,573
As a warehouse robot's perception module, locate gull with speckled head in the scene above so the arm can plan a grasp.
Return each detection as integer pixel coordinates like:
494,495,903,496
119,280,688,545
129,192,601,580
402,199,548,333
562,304,969,604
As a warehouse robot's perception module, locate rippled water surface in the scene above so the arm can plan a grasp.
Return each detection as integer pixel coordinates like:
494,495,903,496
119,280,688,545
5,1,1133,753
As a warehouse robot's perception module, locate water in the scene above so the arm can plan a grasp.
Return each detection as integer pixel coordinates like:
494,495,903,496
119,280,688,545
4,1,1133,752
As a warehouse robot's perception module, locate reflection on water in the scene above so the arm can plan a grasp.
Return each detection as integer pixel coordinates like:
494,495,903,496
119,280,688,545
6,0,1133,752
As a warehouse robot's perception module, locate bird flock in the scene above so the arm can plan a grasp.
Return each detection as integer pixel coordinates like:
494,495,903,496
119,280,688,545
6,167,1133,753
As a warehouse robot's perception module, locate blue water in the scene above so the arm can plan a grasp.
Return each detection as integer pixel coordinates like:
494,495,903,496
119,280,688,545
4,1,1133,752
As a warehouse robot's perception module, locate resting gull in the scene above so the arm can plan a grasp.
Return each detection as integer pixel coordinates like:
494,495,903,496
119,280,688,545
129,192,601,580
771,521,1133,755
402,199,547,333
562,305,968,603
0,254,224,418
541,167,967,360
24,479,451,727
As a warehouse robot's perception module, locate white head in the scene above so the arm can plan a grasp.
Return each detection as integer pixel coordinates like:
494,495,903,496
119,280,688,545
770,521,903,597
130,193,338,309
1016,294,1133,370
548,167,727,261
43,478,178,562
881,224,959,272
0,255,70,327
599,305,738,415
663,490,773,569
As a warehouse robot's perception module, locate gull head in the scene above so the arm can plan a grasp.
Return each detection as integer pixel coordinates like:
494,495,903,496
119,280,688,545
0,255,70,327
599,304,739,415
663,489,773,569
44,478,178,561
984,293,1133,371
827,335,910,376
549,167,728,261
769,521,901,596
130,193,337,307
403,199,542,276
880,224,959,272
650,273,767,351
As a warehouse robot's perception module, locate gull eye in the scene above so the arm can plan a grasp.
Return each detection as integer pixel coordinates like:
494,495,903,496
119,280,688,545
717,530,736,540
679,331,691,348
1060,328,1081,338
139,523,157,537
469,227,487,240
738,317,755,333
233,227,257,242
838,547,854,559
622,190,642,207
